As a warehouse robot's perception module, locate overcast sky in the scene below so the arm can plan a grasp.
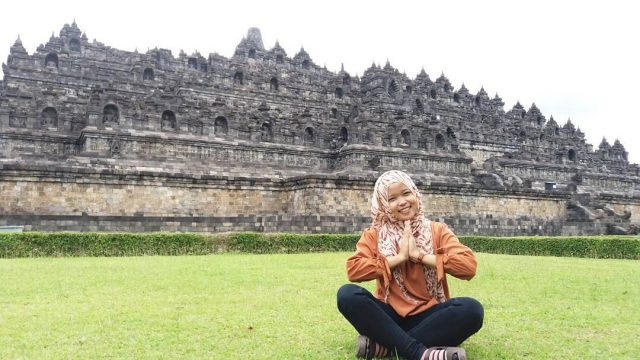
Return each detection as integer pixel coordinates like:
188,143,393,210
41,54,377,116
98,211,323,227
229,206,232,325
2,0,638,164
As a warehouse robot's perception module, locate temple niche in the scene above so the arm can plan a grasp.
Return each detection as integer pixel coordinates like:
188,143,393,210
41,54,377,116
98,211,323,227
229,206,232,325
40,107,58,128
69,38,81,52
44,53,58,68
214,116,228,136
161,110,177,131
143,68,154,81
260,122,273,142
304,127,315,145
0,22,638,235
103,105,119,125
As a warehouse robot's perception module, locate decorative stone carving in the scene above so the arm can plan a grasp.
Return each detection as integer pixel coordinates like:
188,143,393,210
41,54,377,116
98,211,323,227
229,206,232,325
0,23,638,234
109,135,121,157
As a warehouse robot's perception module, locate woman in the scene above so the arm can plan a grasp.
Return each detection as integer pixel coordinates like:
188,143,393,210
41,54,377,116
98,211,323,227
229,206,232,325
337,170,483,360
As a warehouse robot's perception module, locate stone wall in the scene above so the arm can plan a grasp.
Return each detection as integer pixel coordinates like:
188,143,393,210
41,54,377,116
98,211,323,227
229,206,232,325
1,166,578,235
598,195,640,224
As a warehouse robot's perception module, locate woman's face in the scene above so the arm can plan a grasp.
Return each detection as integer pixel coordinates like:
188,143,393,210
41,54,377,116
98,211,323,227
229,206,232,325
387,182,418,221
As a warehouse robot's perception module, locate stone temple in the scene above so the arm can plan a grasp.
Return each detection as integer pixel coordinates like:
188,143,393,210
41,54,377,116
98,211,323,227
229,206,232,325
1,22,639,234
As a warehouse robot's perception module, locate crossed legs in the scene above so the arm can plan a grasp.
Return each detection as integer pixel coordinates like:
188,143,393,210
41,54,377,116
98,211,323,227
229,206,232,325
337,284,483,360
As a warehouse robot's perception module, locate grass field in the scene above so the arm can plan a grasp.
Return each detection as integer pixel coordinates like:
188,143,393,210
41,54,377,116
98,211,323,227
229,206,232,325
1,253,639,359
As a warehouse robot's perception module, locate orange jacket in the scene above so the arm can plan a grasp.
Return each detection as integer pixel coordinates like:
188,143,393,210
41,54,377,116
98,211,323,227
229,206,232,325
346,222,477,317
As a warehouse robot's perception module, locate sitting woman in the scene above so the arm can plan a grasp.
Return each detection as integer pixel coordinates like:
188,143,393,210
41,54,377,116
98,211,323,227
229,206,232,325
337,170,483,360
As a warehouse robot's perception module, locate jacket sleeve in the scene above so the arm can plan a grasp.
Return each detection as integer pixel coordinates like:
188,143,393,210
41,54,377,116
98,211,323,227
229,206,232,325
346,229,391,287
434,223,477,281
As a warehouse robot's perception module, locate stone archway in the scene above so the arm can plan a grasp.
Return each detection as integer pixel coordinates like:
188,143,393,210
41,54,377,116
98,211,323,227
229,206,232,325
214,116,228,135
143,68,154,81
401,129,411,146
103,104,119,124
41,107,58,127
233,72,243,85
270,77,279,91
261,122,273,142
304,127,315,145
161,110,177,131
69,38,81,52
339,127,348,145
435,133,445,149
44,53,58,68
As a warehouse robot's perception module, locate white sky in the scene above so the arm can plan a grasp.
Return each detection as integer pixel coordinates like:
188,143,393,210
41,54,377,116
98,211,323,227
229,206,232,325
2,0,639,164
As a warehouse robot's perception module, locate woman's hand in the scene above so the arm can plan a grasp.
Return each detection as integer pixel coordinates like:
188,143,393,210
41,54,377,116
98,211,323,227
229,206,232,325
387,224,410,269
405,220,421,260
399,221,411,260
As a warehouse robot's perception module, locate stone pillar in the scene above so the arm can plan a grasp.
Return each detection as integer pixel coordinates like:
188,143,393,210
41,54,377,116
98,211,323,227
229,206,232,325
87,111,100,127
202,122,211,136
0,109,9,128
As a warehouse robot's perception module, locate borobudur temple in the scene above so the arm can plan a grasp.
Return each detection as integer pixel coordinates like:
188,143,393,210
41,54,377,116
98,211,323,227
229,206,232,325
1,22,639,235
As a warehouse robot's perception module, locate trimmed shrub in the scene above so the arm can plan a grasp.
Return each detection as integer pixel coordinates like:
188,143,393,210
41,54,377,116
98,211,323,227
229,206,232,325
460,236,640,260
0,232,359,258
226,233,358,253
227,233,274,253
0,232,638,259
0,232,221,258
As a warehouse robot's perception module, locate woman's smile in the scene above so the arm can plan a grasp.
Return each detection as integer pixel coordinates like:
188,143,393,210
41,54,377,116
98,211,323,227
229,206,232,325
388,182,418,221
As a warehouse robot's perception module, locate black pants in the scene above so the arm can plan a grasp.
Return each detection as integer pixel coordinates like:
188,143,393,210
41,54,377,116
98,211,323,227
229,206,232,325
337,284,484,360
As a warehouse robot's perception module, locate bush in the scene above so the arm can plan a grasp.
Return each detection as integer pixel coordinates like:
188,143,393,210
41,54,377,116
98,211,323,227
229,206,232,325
227,233,358,253
0,232,221,258
459,235,640,260
0,232,638,259
0,232,360,258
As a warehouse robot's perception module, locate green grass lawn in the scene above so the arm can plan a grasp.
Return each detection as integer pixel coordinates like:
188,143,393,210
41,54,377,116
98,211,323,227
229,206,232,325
1,253,639,359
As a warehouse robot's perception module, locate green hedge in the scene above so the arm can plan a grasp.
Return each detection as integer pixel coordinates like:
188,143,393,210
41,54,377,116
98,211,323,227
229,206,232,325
0,232,638,259
228,233,358,253
0,232,359,258
460,236,640,260
0,232,221,258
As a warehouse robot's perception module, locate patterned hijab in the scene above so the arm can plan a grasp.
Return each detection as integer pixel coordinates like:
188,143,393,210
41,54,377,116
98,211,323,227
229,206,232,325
371,170,446,304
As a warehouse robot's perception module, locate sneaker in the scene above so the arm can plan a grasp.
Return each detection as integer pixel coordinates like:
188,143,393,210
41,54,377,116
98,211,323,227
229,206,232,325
356,335,396,359
422,346,466,360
